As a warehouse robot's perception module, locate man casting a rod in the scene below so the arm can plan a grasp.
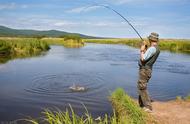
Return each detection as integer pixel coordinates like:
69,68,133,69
84,4,160,112
137,32,160,112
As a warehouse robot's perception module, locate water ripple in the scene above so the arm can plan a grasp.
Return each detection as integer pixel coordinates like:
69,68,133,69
24,72,109,110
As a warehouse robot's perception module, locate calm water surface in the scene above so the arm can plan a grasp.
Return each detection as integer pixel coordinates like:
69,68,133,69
0,43,190,121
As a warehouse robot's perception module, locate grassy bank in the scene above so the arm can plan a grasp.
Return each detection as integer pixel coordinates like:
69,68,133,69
110,88,155,124
176,94,190,101
84,38,190,54
25,88,153,124
41,37,85,48
0,38,49,54
0,37,85,63
0,38,50,63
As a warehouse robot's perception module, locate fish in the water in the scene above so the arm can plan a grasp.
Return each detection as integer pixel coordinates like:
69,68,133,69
69,84,87,92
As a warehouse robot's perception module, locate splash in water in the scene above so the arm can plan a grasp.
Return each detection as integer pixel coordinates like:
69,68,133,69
69,84,87,92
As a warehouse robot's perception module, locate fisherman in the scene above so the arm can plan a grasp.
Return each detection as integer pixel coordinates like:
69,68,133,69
137,32,160,112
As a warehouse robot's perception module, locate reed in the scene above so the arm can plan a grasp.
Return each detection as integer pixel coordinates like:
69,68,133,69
0,38,49,54
0,37,85,63
176,94,190,101
185,94,190,101
25,88,155,124
25,106,117,124
84,38,190,54
159,39,190,53
0,37,50,63
110,88,153,124
41,38,85,48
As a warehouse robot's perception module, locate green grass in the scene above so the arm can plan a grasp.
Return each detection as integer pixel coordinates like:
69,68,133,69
0,38,49,54
41,38,85,48
0,37,85,63
84,38,190,54
24,105,117,124
185,94,190,101
176,94,190,101
110,88,155,124
25,88,155,124
176,96,183,101
0,38,50,63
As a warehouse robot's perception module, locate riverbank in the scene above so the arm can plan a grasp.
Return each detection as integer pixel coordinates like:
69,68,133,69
84,38,190,54
152,100,190,124
111,89,190,124
0,37,85,63
25,88,190,124
41,37,85,48
25,88,151,124
0,37,50,63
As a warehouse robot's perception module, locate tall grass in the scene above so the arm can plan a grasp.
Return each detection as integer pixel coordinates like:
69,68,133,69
176,94,190,101
25,106,117,124
0,37,85,63
25,88,154,124
84,38,190,54
0,37,50,63
110,88,151,124
159,39,190,53
0,38,49,55
41,38,85,48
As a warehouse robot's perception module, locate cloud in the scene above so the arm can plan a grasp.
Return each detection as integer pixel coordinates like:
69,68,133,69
0,2,16,10
66,6,101,13
0,2,29,10
112,0,133,4
108,0,188,5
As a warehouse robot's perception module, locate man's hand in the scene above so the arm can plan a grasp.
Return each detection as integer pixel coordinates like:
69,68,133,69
140,41,148,53
143,40,147,46
140,44,146,53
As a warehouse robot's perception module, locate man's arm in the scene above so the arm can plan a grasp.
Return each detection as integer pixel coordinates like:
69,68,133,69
140,44,146,61
140,46,156,61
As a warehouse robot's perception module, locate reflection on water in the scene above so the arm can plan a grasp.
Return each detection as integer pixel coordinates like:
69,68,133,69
0,51,46,64
0,44,190,121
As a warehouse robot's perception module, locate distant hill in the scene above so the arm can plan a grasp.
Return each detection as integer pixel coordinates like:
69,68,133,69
0,25,99,39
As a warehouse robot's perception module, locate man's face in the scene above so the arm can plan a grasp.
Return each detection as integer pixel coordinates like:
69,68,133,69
149,39,158,44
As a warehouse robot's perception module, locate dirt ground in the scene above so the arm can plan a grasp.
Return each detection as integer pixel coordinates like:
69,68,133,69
151,100,190,124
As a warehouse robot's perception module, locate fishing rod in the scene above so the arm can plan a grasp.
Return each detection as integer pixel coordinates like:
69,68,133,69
82,4,144,41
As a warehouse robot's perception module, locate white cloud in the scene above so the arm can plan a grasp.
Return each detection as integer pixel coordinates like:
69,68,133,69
0,2,16,10
0,2,30,10
66,6,101,13
0,12,189,38
54,21,78,26
108,0,188,5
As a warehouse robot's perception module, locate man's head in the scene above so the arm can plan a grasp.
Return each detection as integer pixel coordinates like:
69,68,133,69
148,32,159,43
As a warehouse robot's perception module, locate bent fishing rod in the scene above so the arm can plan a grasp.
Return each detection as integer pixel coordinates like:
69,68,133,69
82,4,144,41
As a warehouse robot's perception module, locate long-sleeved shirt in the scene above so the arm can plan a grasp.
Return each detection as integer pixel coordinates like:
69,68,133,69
143,46,156,61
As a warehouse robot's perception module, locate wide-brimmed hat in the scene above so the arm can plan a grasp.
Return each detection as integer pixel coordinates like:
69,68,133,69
148,32,159,42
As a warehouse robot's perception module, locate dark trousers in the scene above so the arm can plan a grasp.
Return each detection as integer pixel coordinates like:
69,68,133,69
137,68,152,110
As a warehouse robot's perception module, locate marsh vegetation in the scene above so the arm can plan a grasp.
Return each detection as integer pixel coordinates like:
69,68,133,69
26,89,190,124
0,38,50,63
42,36,84,48
0,36,84,63
84,38,190,54
26,88,153,124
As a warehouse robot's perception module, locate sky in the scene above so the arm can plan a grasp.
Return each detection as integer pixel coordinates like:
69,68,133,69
0,0,190,38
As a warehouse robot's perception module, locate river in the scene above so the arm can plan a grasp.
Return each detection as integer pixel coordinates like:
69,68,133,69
0,43,190,121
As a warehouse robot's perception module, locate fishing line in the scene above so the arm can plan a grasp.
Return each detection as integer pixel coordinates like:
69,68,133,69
82,4,144,41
